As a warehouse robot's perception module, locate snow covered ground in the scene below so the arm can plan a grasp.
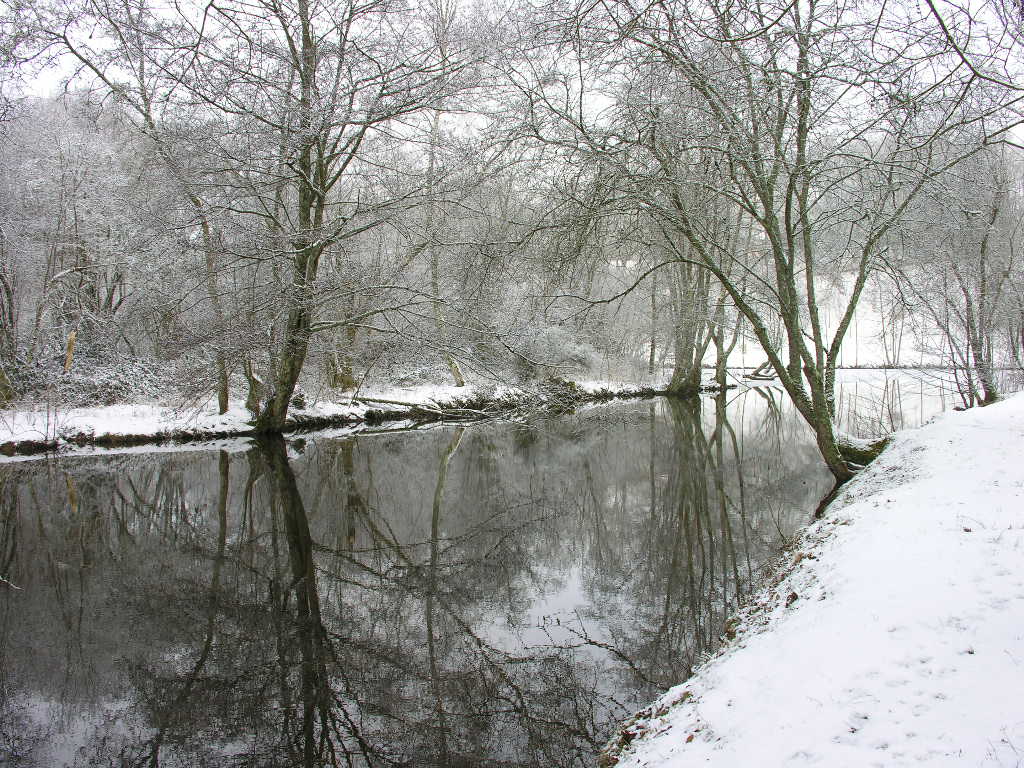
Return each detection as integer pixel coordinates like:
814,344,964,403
0,399,375,447
0,402,260,444
0,378,659,455
604,392,1024,768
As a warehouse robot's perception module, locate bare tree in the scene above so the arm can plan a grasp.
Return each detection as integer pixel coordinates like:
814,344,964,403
37,0,471,426
891,146,1023,405
516,0,1019,481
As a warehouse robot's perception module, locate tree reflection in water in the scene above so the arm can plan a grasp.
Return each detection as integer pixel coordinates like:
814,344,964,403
0,392,831,767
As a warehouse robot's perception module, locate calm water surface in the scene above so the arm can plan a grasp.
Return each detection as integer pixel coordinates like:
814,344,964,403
0,379,947,766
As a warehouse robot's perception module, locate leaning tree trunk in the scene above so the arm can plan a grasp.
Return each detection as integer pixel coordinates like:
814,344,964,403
253,234,320,432
254,300,313,432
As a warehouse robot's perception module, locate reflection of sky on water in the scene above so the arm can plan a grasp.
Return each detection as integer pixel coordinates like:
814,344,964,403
0,381,951,766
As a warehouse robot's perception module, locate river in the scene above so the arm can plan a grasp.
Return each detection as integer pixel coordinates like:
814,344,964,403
0,371,969,766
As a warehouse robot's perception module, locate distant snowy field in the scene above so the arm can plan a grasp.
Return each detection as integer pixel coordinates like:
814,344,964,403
606,391,1024,768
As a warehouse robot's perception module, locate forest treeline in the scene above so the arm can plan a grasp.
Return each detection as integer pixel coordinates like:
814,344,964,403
0,0,1022,478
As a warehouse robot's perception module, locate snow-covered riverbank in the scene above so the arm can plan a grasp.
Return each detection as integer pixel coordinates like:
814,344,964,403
0,378,670,457
601,393,1024,768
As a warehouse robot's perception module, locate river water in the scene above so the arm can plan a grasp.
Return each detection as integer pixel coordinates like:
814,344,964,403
0,373,969,766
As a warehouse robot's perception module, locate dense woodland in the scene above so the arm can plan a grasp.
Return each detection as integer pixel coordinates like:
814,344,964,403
0,0,1023,479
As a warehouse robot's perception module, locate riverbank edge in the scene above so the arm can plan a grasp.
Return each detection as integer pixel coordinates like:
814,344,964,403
597,393,1024,767
0,379,731,458
596,522,841,767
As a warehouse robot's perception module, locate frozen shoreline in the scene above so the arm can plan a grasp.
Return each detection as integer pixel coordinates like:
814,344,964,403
600,392,1024,767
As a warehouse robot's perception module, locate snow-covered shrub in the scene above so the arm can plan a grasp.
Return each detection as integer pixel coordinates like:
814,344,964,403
5,351,172,408
69,359,168,405
514,325,600,381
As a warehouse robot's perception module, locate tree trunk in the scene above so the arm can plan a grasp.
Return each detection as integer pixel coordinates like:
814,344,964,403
666,263,709,395
425,108,465,387
254,301,313,432
243,359,263,418
648,271,658,375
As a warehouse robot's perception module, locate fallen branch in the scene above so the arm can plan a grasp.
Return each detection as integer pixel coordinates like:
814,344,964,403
352,396,441,409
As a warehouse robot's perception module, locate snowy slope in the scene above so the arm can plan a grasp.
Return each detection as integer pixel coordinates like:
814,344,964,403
605,393,1024,768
